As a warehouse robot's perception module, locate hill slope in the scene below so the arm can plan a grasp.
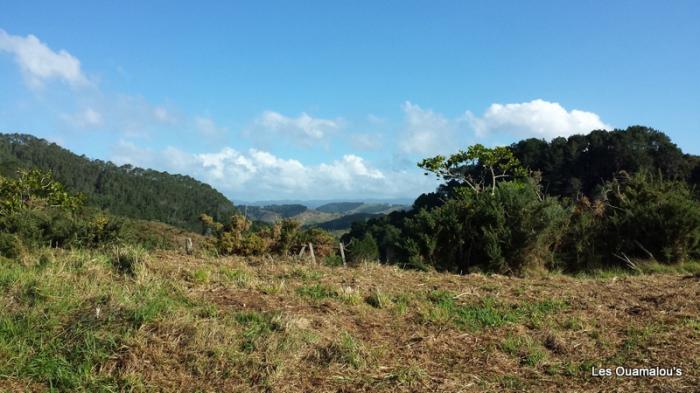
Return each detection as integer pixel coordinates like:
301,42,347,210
240,202,408,231
0,133,237,231
1,251,697,391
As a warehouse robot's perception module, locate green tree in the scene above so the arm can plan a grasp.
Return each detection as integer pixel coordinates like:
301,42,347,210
418,144,526,195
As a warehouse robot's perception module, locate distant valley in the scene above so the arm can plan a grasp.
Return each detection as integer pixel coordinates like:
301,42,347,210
237,201,408,231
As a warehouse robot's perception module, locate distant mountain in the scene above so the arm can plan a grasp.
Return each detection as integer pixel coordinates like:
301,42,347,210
238,204,308,222
0,133,237,231
236,198,414,209
238,201,408,231
316,202,407,215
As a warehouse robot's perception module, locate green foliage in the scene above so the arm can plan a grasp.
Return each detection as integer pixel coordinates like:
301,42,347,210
0,169,83,216
208,213,339,259
604,172,700,263
347,232,379,262
399,181,568,274
0,170,131,251
346,127,700,274
510,126,692,197
274,219,301,255
418,144,527,194
0,232,23,259
0,133,237,231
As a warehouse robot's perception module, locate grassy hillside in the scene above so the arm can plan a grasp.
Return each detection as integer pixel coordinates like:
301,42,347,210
0,133,237,231
315,202,364,214
316,202,407,215
1,250,698,392
313,212,381,231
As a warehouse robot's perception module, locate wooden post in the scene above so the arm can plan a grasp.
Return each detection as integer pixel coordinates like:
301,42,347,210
298,244,307,258
185,237,193,255
339,242,346,267
308,242,316,265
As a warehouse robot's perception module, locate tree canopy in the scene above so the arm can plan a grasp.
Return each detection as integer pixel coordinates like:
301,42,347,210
0,133,237,231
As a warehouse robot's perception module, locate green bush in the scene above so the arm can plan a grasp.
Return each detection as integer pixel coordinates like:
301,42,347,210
604,173,700,263
348,233,379,262
408,181,568,274
0,232,23,259
557,197,606,271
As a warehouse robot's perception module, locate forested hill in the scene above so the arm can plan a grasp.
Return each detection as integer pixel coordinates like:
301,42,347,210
0,133,237,231
510,126,700,196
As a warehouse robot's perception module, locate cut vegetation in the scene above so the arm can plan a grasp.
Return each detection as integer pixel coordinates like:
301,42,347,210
0,251,697,392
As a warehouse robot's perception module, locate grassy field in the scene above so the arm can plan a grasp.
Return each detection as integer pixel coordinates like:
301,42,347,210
0,249,698,392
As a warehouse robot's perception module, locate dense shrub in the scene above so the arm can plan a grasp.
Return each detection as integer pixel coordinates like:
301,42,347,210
557,197,606,271
603,172,700,263
0,171,129,251
347,233,379,263
406,181,568,274
0,207,124,249
207,213,340,259
0,232,23,259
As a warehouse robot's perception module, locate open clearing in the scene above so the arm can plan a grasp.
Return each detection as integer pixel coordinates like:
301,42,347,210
1,250,698,392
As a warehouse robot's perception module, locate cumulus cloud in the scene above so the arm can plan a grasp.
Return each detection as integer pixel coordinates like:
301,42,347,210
0,29,90,89
112,144,436,200
400,101,465,156
468,99,612,139
60,107,103,128
250,111,340,147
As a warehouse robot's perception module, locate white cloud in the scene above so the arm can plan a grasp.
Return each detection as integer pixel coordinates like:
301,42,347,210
250,111,340,146
112,144,436,200
0,29,90,89
468,99,612,139
400,101,464,156
60,107,103,128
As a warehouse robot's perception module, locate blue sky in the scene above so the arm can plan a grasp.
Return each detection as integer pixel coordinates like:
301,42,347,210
1,1,699,201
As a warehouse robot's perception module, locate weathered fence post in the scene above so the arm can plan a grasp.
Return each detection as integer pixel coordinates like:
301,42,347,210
298,244,307,258
339,242,346,267
185,237,193,255
308,242,316,265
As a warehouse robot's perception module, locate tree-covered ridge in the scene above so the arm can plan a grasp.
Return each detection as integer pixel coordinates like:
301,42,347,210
343,126,700,274
509,125,697,196
0,133,236,231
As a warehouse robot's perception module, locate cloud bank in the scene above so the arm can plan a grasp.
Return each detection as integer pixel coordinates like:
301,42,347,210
112,143,436,201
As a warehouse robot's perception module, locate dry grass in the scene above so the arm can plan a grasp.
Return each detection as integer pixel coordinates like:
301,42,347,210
1,250,698,392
